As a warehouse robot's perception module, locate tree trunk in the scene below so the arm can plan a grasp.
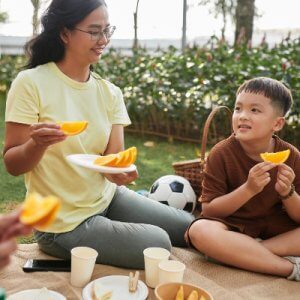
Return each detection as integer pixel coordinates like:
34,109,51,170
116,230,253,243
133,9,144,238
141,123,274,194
221,1,226,40
133,0,140,49
234,0,255,44
31,0,41,36
181,0,187,52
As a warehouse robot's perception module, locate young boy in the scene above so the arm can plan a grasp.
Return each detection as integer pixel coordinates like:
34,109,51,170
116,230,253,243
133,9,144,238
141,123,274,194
187,77,300,280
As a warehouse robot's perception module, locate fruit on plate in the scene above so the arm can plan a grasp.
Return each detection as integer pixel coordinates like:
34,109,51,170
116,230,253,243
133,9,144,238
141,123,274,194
20,193,61,230
187,290,199,300
94,147,137,168
260,149,290,164
175,285,184,300
58,121,88,136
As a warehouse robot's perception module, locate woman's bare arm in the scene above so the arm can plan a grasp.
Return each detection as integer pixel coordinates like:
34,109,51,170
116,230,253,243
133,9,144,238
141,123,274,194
3,122,66,176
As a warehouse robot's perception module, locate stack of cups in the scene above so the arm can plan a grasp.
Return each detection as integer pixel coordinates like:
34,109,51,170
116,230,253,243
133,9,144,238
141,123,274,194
143,247,186,288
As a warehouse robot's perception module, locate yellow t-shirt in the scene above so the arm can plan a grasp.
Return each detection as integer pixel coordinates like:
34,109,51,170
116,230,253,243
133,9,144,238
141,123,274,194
5,62,131,233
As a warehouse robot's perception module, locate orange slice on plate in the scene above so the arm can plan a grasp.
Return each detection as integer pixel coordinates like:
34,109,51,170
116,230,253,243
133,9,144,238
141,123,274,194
93,147,137,168
94,153,119,167
115,147,137,167
260,149,290,164
58,121,88,136
20,193,61,230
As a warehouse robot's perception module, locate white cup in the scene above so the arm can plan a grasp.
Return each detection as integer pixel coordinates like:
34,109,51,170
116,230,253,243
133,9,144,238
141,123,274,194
158,260,186,284
143,247,170,288
70,246,98,288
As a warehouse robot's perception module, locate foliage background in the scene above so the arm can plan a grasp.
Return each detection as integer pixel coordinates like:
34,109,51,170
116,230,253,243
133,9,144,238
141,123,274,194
1,37,299,147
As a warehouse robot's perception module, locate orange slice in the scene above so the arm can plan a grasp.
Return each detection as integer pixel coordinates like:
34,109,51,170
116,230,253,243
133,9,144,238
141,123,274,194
20,193,61,230
93,147,137,168
33,202,61,231
260,149,290,164
58,121,88,136
115,147,137,167
114,148,132,167
94,153,119,167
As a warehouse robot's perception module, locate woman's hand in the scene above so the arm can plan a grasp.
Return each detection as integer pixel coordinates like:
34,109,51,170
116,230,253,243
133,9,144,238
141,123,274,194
104,170,138,186
275,164,295,197
30,123,66,148
245,162,275,195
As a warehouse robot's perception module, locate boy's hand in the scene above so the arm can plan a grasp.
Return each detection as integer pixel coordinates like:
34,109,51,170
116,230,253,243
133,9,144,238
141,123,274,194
245,162,275,195
275,164,295,197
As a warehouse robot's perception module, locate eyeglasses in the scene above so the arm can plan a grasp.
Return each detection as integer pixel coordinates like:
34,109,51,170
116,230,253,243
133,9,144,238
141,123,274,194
74,25,116,41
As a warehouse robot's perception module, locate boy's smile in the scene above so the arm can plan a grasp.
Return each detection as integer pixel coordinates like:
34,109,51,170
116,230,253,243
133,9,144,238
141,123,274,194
233,92,285,151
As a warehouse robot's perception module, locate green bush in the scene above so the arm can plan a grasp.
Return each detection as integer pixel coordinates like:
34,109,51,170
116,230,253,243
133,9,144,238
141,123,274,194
1,37,299,147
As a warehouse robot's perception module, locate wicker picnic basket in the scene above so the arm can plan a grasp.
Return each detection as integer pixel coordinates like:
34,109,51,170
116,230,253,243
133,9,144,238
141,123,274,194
172,106,232,199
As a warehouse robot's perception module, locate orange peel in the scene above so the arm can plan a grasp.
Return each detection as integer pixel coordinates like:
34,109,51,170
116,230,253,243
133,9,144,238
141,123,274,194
260,149,290,164
58,121,88,136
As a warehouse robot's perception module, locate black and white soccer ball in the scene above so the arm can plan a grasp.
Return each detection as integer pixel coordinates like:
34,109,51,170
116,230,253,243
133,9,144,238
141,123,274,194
149,175,196,213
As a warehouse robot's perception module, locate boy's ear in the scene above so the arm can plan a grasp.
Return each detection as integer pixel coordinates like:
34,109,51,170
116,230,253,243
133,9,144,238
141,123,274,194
60,28,70,44
273,116,285,132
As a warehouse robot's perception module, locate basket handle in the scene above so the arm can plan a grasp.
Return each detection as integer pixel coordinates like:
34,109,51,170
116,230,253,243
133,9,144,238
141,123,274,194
200,106,232,163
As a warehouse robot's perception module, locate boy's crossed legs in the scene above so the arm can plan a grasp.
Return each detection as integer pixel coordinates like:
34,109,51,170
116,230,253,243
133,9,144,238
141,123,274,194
188,219,300,279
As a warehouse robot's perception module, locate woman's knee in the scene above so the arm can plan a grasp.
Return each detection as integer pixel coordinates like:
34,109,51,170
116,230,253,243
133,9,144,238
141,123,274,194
145,225,172,251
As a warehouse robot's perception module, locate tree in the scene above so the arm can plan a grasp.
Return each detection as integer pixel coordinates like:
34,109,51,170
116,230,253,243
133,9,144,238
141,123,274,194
133,0,140,49
198,0,257,44
182,0,187,51
31,0,41,36
0,0,8,23
234,0,255,44
30,0,50,36
198,0,235,40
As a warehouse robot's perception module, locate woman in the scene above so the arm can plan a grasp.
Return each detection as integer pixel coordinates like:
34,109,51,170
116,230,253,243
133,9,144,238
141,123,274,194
4,0,193,269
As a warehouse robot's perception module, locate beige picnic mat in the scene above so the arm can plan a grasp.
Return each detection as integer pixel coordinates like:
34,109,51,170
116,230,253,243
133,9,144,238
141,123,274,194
0,243,300,299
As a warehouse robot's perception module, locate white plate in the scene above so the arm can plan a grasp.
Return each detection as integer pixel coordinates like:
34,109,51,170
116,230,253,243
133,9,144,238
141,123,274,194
7,288,66,300
66,154,137,174
82,275,148,300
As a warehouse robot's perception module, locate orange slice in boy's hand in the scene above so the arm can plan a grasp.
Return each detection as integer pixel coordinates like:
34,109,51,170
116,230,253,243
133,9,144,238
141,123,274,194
260,149,290,164
58,121,88,136
20,193,61,230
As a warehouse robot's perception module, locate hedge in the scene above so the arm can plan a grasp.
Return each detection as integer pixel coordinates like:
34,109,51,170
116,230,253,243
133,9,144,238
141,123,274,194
1,36,299,147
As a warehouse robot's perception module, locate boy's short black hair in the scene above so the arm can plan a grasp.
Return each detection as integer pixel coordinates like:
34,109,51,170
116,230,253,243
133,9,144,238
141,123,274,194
236,77,293,116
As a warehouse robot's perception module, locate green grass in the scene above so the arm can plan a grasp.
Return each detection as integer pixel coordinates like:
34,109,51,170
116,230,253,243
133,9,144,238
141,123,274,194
0,92,198,211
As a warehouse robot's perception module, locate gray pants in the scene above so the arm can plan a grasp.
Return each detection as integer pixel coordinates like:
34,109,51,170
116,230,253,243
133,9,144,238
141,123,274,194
35,186,194,269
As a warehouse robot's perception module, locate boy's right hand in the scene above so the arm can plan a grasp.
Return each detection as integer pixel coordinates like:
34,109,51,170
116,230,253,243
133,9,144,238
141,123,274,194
30,123,67,148
245,162,276,195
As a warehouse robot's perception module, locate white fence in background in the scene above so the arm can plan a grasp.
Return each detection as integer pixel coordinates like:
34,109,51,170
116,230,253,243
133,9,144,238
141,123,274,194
0,29,299,56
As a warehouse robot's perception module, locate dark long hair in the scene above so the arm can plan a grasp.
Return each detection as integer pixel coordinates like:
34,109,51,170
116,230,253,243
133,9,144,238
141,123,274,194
25,0,106,69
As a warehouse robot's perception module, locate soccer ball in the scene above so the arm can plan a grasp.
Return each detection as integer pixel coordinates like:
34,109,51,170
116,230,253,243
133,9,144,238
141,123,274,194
148,175,196,213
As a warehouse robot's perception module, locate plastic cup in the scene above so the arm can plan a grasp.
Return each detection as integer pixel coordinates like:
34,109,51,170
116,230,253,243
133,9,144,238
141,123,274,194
143,247,170,288
70,247,98,288
158,260,186,284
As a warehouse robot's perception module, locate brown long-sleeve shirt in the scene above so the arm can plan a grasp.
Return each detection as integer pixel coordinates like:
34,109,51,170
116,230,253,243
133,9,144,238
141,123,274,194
200,134,300,220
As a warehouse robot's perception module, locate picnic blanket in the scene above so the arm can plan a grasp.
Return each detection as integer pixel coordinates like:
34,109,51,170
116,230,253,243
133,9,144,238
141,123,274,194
1,243,300,299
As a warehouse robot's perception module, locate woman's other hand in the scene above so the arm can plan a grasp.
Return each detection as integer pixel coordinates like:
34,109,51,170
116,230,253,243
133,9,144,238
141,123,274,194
104,170,138,186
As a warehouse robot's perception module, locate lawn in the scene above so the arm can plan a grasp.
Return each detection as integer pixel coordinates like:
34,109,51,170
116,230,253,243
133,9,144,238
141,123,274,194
0,93,198,213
